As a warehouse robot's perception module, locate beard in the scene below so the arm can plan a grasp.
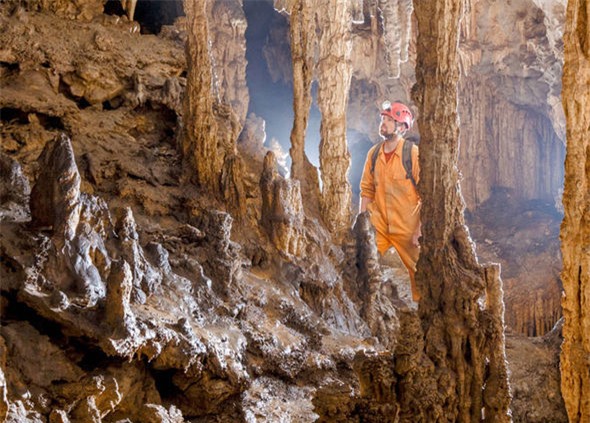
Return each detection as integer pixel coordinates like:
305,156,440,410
379,127,395,140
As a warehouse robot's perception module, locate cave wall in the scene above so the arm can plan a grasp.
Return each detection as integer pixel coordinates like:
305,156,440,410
559,0,590,420
457,0,566,211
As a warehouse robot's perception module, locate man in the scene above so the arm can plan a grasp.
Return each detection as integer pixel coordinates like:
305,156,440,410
359,100,421,301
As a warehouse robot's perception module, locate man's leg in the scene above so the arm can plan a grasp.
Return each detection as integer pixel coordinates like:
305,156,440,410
390,235,420,301
375,230,394,255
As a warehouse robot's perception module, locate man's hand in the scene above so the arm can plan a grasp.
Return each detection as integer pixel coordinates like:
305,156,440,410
360,196,374,213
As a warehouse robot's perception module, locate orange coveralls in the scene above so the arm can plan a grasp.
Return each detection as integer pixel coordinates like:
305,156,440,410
360,139,421,298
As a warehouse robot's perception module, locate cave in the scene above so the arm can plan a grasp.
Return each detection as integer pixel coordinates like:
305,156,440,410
0,0,588,422
105,0,184,34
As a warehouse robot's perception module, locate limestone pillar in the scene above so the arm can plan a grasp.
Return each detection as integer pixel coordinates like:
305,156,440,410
317,0,353,236
560,1,590,421
182,0,219,192
287,0,322,216
413,0,511,421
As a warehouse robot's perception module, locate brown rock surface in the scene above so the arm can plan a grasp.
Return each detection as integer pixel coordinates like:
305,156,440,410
413,0,511,420
286,0,323,218
559,0,590,421
0,0,587,421
467,189,563,336
506,323,567,422
316,1,353,237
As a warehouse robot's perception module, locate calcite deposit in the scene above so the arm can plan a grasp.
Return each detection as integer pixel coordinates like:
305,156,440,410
0,0,586,422
559,0,590,421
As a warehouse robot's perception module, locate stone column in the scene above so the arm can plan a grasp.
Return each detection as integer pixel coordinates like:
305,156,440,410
287,0,322,216
317,0,353,236
182,0,219,192
560,0,590,421
378,0,413,78
182,0,247,204
412,0,511,421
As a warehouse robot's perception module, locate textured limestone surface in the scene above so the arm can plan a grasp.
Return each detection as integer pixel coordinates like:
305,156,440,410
412,0,511,420
0,4,418,421
467,188,562,336
506,322,567,423
559,0,590,421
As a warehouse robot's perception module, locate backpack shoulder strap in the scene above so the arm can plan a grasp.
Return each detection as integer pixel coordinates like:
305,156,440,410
402,140,417,188
370,141,383,174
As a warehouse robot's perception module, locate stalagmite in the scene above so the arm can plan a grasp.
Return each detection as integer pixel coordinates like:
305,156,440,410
317,0,354,237
221,153,247,218
559,0,590,421
413,0,511,421
182,0,247,202
260,152,306,257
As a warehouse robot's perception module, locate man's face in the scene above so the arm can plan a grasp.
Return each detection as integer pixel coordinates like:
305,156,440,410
379,115,397,139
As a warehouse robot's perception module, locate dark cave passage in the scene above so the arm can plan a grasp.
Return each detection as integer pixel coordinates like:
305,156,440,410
104,0,184,34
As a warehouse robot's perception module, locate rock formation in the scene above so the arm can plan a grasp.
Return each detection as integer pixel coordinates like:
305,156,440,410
260,151,306,258
559,0,590,421
0,0,587,421
284,0,322,217
182,0,220,191
182,0,246,195
412,0,511,420
316,0,354,237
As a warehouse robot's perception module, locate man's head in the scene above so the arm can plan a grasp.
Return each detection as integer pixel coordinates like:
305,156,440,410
379,101,413,140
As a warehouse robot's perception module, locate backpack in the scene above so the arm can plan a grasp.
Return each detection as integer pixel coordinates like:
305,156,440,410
370,140,417,188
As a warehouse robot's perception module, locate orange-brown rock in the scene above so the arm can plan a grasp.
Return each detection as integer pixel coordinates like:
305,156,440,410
316,0,353,237
413,0,511,420
466,189,563,336
16,0,104,21
559,0,590,421
1,0,588,421
285,0,322,217
182,0,220,191
208,0,249,126
182,0,245,194
506,325,567,422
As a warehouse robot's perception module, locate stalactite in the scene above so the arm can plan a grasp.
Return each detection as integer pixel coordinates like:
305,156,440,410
278,0,354,235
378,0,413,78
560,0,590,420
285,0,322,217
412,0,511,421
182,0,219,192
208,0,249,126
317,0,353,237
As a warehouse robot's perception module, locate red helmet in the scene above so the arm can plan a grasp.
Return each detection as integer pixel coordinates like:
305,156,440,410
380,101,413,129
